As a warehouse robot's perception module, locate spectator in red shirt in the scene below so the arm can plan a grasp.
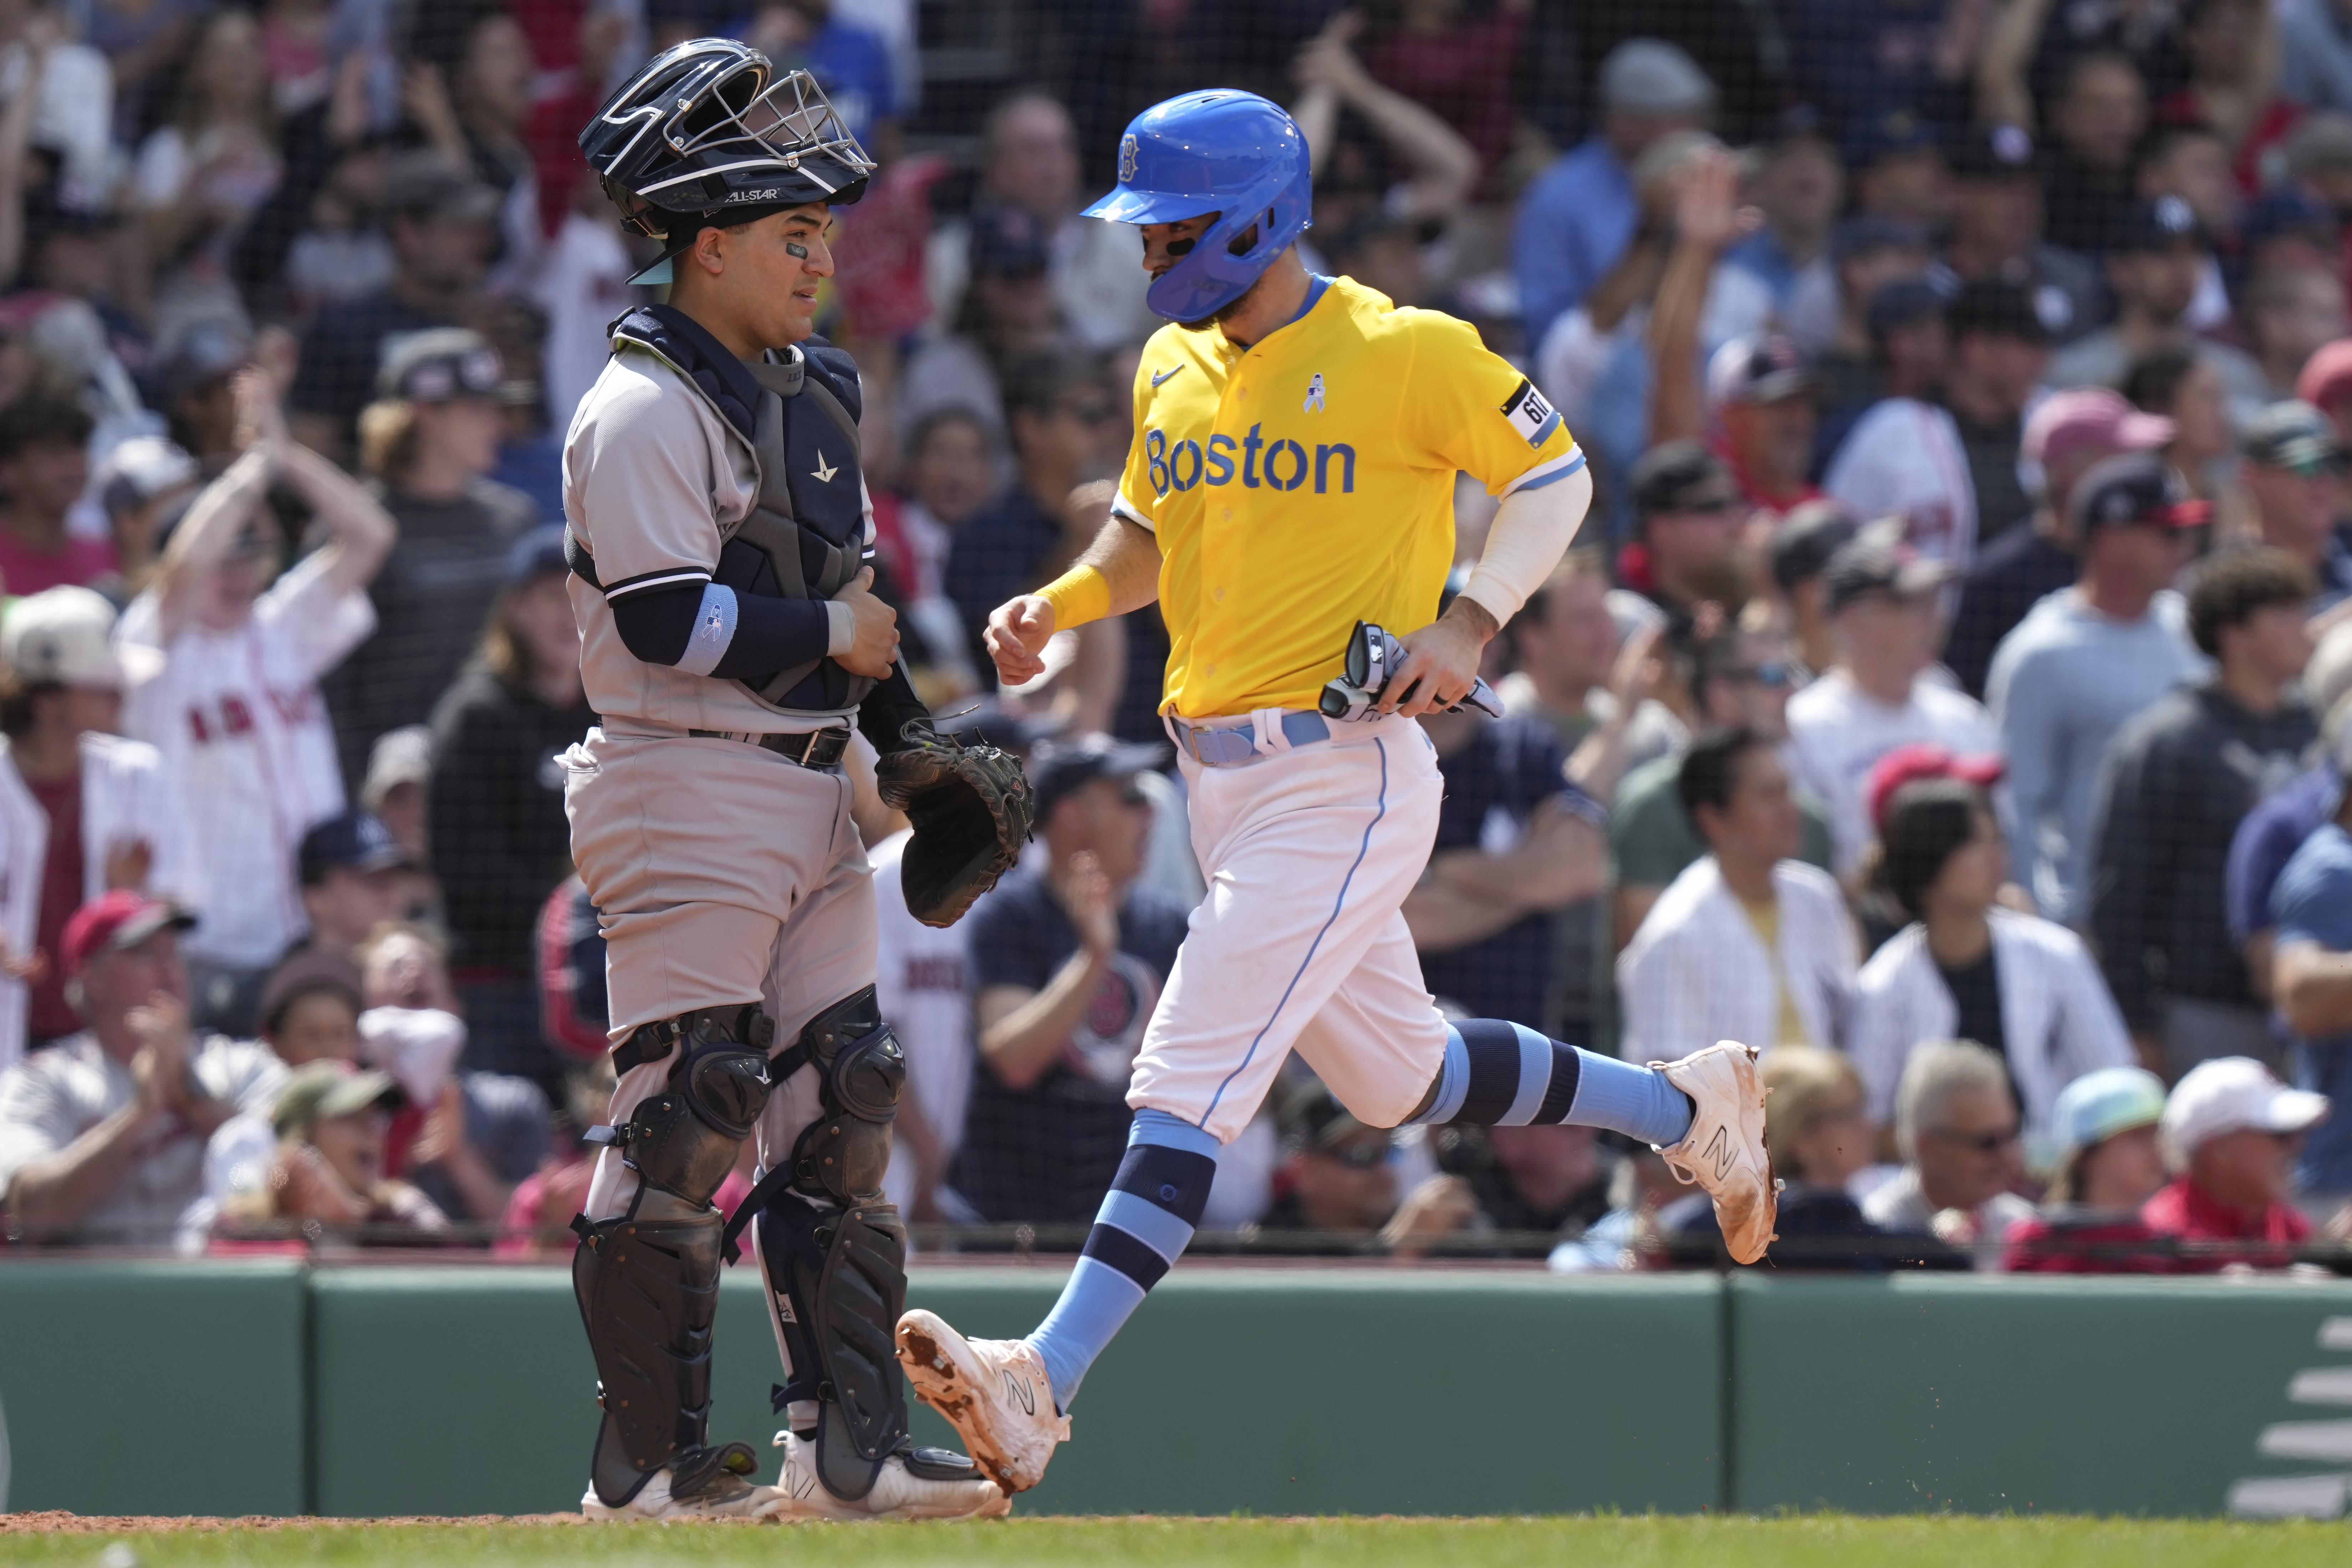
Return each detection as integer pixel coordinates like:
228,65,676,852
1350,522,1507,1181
2144,1056,2330,1267
0,395,106,597
2005,1066,2175,1272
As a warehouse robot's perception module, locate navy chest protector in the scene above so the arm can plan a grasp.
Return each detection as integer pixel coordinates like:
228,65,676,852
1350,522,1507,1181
580,304,875,713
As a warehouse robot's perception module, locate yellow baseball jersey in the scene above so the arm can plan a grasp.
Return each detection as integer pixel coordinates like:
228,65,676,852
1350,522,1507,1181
1112,274,1582,720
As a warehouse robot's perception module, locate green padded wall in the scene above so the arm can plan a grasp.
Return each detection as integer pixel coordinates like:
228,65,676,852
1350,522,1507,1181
0,1259,305,1516
1729,1274,2352,1516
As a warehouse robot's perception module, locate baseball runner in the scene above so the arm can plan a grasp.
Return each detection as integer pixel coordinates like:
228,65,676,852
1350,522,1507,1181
894,90,1780,1497
559,42,1029,1522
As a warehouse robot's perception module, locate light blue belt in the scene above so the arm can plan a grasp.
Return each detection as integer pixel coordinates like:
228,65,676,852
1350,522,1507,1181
1168,710,1335,768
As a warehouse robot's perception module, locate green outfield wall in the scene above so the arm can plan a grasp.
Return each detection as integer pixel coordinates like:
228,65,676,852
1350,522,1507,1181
1,1261,2348,1518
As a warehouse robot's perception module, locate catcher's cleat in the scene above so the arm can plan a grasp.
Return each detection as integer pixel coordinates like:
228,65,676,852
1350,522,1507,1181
769,1431,1010,1521
1654,1041,1780,1266
896,1309,1069,1495
580,1452,786,1521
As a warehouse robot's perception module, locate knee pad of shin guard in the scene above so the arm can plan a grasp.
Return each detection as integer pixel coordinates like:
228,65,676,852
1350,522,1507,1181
614,1009,775,1206
755,1191,910,1501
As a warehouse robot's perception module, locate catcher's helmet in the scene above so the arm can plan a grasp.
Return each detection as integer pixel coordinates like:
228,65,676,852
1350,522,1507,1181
1082,89,1311,323
581,38,874,283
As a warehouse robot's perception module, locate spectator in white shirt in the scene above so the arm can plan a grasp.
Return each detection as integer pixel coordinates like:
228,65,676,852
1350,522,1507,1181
1862,1038,2037,1264
1787,526,2004,876
115,372,395,1036
0,587,201,1068
1618,725,1859,1061
0,891,281,1246
1851,778,2135,1167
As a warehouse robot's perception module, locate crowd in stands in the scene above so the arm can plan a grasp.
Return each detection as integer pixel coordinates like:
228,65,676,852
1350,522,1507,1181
0,0,2347,1272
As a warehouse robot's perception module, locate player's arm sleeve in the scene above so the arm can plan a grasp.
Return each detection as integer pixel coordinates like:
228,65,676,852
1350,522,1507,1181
1400,313,1588,624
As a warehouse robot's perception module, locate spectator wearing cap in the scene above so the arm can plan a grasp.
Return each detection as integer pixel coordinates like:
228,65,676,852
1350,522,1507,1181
2270,713,2352,1196
1764,501,1859,678
873,702,1037,1223
294,811,413,969
2296,334,2352,448
1714,112,1845,351
1810,219,1935,464
927,90,1155,357
2246,266,2351,409
0,587,201,1065
287,150,501,463
148,321,254,470
1514,38,1715,354
1987,451,2210,922
1617,725,1858,1061
425,523,593,1076
951,736,1198,1225
0,891,280,1246
362,725,434,869
1945,388,2176,697
1930,125,2104,344
1405,694,1608,1037
1843,109,1953,226
1826,279,2052,573
322,327,537,788
0,394,101,596
88,435,199,603
2089,548,2318,1075
1606,625,1836,966
901,201,1065,446
1852,773,2133,1161
2047,196,2266,420
2004,1066,2175,1271
2146,1056,2328,1265
2239,402,2352,612
1618,441,1747,620
1785,526,2003,875
2131,123,2239,332
118,382,395,1036
1259,1078,1405,1241
211,1059,449,1246
1705,335,1822,514
2229,624,2352,1000
1862,1039,2036,1262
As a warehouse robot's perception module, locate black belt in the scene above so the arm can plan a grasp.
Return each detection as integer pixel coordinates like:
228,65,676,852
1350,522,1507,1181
687,726,852,768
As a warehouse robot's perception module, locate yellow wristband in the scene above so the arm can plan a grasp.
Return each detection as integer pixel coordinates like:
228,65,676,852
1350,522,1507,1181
1037,565,1111,631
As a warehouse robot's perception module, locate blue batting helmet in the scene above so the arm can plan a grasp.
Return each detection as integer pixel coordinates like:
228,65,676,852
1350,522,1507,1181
1082,89,1311,323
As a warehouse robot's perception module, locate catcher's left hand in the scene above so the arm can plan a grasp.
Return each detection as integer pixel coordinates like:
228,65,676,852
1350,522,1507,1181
875,725,1034,928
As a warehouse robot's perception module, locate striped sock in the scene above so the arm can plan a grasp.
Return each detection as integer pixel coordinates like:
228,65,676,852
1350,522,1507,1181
1411,1019,1694,1148
1024,1108,1217,1410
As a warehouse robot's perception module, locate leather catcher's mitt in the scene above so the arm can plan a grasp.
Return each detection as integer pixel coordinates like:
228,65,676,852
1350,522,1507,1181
875,726,1034,928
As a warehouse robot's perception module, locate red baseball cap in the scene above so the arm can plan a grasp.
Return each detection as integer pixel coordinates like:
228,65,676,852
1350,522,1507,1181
60,891,196,979
1866,742,2006,833
2295,337,2352,412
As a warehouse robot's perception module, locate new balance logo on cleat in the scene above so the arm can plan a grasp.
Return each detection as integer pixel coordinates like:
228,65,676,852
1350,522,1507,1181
1002,1368,1036,1416
1703,1124,1736,1183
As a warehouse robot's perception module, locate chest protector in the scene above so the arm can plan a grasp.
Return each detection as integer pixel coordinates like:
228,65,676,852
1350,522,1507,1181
603,305,874,713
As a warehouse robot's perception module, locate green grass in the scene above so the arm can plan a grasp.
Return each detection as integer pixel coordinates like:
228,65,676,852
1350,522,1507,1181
3,1517,2348,1567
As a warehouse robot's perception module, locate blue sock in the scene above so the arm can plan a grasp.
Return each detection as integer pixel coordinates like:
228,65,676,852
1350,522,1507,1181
1024,1108,1217,1410
1410,1020,1693,1147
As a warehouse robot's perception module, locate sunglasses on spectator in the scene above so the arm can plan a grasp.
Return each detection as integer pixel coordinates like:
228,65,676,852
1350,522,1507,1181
1724,660,1794,689
1930,1125,2020,1154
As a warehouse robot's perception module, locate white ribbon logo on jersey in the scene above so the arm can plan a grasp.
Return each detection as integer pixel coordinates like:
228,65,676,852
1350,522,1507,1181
1303,372,1326,414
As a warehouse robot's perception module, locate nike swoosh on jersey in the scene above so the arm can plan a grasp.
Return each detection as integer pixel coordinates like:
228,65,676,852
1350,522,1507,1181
1151,364,1186,388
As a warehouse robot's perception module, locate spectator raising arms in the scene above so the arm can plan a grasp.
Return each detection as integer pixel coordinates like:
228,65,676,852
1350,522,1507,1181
0,587,202,1067
2089,548,2318,1077
427,524,593,1076
1618,725,1858,1061
116,370,395,1035
1851,776,2134,1165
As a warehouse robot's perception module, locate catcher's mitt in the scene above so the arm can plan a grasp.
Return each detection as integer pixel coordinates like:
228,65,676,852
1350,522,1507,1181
875,726,1034,928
